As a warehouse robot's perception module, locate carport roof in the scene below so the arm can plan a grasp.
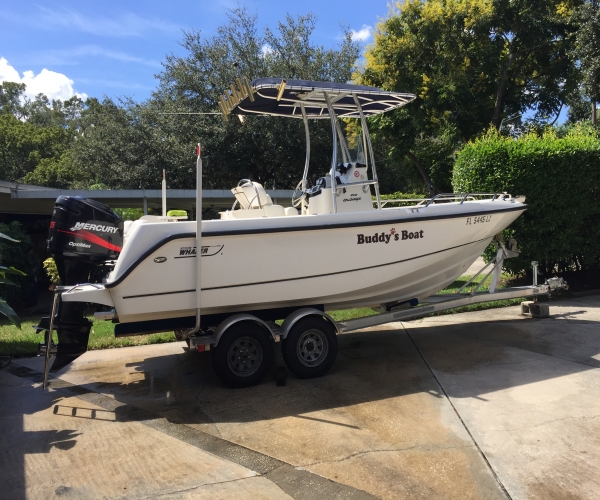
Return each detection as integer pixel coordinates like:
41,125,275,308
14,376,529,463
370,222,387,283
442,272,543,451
0,180,293,215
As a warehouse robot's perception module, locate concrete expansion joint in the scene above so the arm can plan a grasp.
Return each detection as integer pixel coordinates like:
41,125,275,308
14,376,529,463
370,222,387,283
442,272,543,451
303,443,474,467
456,357,531,368
435,329,600,371
400,325,514,500
195,391,290,416
211,422,225,440
136,476,263,500
500,413,600,432
501,342,600,369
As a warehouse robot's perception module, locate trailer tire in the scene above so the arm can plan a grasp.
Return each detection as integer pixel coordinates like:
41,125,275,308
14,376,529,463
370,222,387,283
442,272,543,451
212,322,273,388
282,316,337,378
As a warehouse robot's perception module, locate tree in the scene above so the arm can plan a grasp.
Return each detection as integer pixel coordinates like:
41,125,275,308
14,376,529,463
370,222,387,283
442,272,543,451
26,94,86,129
62,9,360,191
0,81,85,127
0,114,72,182
0,82,86,187
150,7,360,190
359,0,582,194
572,0,600,124
0,82,27,119
66,96,187,189
488,0,580,128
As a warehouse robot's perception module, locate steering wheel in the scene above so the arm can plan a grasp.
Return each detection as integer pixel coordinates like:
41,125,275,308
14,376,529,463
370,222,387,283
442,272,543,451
292,180,306,208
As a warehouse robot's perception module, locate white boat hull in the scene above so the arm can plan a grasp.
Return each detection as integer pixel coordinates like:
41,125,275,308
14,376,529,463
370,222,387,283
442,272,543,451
68,200,525,324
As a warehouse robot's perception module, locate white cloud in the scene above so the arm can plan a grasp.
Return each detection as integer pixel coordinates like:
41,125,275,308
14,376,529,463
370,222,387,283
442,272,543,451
261,44,275,57
0,58,87,101
42,45,161,68
76,78,153,91
37,6,181,38
351,25,373,42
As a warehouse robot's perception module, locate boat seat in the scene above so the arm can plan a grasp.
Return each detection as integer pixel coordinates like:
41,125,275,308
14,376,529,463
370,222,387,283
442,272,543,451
220,204,294,219
232,181,271,209
220,179,298,219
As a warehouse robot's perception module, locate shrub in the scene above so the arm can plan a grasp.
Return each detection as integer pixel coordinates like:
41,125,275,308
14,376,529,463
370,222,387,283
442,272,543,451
453,126,600,274
378,191,426,207
113,208,144,221
42,257,60,285
0,231,26,327
0,222,35,311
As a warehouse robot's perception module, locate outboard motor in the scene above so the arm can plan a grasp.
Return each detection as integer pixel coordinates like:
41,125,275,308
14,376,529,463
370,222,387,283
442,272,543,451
39,196,123,372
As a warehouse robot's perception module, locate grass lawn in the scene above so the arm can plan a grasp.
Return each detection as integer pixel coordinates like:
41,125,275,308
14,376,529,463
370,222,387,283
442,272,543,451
0,273,524,357
431,274,526,315
0,317,176,358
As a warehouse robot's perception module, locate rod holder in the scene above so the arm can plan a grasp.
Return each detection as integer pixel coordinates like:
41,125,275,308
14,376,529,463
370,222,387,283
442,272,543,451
243,77,255,102
276,79,287,101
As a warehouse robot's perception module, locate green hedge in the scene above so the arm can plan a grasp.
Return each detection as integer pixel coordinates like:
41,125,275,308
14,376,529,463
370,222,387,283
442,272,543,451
0,222,35,311
378,192,426,207
453,126,600,274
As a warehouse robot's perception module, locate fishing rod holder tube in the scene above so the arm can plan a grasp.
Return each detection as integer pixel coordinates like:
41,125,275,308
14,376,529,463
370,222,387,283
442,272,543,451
323,92,338,213
353,94,381,210
181,143,203,339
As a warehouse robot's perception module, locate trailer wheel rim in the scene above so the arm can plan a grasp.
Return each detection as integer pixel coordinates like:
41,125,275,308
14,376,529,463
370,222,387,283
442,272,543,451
297,329,328,367
227,336,263,377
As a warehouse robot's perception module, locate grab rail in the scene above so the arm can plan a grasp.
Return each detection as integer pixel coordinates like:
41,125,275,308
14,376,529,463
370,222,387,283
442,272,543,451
337,180,379,189
378,192,514,208
380,198,426,208
425,193,505,207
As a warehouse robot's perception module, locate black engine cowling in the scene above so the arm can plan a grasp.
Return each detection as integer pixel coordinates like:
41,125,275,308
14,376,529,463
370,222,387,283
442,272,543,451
42,196,123,371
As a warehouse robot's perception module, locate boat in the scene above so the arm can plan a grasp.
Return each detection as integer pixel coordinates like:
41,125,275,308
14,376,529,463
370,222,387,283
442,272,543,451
39,78,527,387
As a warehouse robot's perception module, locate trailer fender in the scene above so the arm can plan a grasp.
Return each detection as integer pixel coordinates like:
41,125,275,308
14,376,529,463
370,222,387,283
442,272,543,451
213,314,275,347
279,308,339,340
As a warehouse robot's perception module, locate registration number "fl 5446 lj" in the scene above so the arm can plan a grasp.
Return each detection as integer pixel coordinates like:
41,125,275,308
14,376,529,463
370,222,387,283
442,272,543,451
466,215,492,225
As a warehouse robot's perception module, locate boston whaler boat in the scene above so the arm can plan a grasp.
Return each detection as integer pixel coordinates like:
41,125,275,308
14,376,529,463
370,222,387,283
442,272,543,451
39,78,532,387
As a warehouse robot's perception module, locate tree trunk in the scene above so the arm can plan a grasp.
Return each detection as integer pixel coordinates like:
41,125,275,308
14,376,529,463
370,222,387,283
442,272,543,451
592,101,597,126
405,151,438,196
491,52,517,129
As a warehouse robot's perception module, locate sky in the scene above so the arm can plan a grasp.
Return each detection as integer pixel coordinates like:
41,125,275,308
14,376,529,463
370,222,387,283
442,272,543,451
0,1,392,103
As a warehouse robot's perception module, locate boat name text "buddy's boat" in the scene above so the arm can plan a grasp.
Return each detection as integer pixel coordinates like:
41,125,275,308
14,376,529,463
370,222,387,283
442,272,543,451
357,228,423,245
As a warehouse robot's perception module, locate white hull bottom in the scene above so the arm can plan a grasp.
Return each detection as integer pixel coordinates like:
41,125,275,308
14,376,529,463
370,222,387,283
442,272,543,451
70,200,524,325
325,238,488,310
196,238,488,315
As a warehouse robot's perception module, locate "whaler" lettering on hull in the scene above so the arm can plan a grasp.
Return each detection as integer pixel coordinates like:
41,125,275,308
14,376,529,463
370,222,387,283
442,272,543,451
175,245,224,258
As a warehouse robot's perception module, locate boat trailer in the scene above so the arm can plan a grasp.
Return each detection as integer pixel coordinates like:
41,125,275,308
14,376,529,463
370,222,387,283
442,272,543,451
188,244,566,349
38,234,566,389
179,242,567,386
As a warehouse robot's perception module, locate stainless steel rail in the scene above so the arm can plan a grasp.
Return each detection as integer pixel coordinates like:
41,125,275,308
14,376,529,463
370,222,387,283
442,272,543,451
378,193,518,209
424,193,513,207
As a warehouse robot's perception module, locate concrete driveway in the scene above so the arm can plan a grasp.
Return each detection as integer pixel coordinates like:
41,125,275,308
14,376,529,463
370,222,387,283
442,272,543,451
1,295,599,499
